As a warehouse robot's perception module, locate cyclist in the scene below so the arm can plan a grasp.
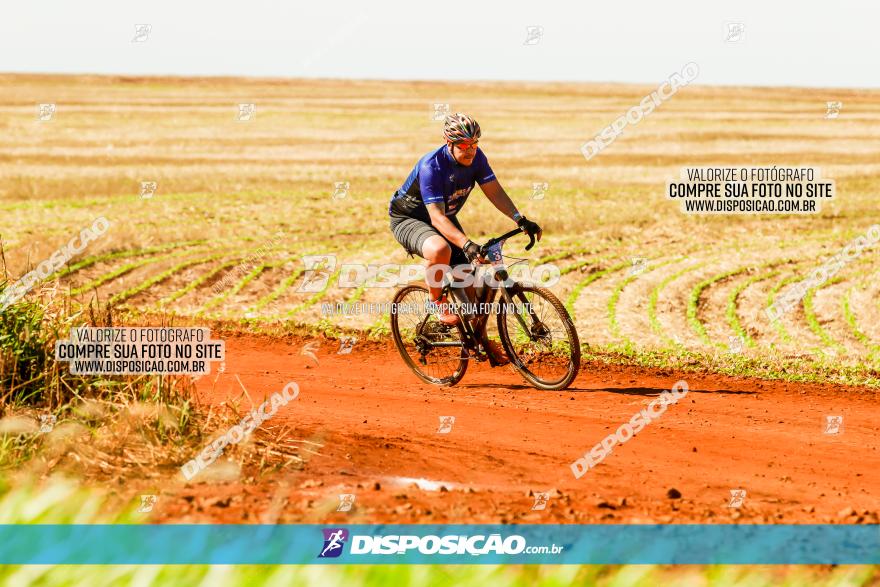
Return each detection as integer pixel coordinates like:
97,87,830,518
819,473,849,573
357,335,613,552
389,113,542,363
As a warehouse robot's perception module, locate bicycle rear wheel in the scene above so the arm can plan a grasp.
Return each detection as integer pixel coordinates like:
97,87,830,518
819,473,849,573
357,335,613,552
497,284,580,390
390,285,468,386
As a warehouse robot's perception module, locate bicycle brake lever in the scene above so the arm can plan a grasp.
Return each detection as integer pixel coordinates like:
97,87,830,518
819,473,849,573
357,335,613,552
524,232,536,251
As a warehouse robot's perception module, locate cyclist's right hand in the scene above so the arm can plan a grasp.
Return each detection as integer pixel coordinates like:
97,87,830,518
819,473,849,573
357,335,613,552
462,239,483,263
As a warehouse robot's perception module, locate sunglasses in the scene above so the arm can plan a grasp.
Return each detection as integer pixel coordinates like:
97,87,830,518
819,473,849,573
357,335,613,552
453,141,479,152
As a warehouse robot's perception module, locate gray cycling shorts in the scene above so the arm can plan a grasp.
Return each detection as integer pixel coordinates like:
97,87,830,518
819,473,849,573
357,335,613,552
389,213,469,267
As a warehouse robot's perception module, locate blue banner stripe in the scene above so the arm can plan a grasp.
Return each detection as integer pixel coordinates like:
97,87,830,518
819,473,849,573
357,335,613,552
1,524,877,564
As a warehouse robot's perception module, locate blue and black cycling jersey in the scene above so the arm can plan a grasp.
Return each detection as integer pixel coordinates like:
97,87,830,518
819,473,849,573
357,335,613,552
389,145,496,221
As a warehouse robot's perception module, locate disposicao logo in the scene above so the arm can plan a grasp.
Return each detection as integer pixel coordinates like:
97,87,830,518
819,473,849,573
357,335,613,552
318,528,349,558
316,529,564,558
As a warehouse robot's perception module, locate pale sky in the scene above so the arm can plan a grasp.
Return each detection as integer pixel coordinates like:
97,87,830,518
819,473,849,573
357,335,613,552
1,0,876,88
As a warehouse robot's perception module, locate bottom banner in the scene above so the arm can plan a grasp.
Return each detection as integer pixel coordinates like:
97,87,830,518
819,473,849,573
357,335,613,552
1,524,877,564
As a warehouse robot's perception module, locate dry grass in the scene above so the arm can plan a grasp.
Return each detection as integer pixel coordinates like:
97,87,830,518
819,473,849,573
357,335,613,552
1,73,879,380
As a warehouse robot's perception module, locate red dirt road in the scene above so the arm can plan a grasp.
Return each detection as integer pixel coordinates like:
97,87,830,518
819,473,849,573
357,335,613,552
163,335,879,524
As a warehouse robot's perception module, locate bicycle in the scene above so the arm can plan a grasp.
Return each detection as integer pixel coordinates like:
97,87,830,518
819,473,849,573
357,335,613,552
390,227,581,391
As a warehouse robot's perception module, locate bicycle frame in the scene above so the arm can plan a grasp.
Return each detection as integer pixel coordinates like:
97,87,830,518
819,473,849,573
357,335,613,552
414,227,540,364
394,226,580,389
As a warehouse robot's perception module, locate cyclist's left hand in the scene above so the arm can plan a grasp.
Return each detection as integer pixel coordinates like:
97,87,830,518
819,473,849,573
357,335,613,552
517,216,543,241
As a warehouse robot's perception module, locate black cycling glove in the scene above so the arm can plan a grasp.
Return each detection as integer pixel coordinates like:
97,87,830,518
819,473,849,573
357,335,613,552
462,239,482,263
517,216,542,237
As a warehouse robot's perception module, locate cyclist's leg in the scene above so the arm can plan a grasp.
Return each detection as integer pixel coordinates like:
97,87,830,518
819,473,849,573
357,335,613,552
391,213,470,299
390,214,458,323
421,235,452,301
390,214,442,272
445,216,477,305
421,237,461,325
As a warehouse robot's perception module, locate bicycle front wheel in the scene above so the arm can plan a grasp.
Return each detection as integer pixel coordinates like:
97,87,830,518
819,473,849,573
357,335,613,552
390,285,468,386
497,284,580,390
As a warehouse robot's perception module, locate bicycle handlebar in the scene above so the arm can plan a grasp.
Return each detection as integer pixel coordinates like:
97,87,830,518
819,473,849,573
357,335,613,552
481,226,536,254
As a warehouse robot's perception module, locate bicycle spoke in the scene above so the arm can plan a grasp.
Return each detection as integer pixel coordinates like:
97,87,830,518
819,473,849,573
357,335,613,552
501,286,578,387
